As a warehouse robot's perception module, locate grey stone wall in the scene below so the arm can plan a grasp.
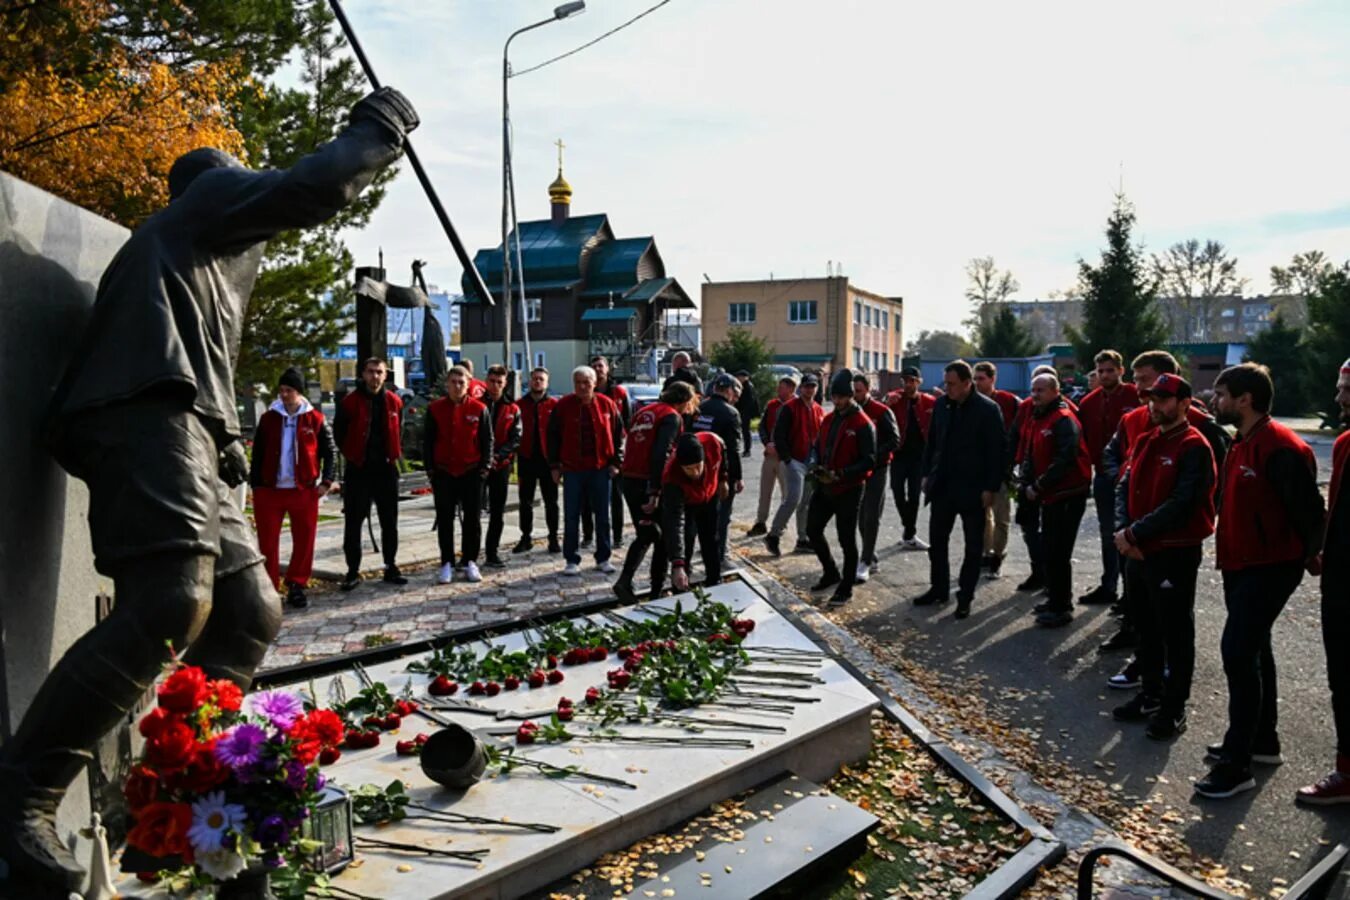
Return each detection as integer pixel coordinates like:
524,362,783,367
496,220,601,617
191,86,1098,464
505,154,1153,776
0,171,127,860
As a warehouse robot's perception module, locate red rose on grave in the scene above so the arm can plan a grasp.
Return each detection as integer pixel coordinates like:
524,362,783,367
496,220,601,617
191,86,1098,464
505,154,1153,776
546,655,558,670
527,670,547,688
589,647,608,662
138,707,180,741
206,679,243,713
429,676,458,696
395,740,418,757
503,676,520,691
585,687,601,705
145,721,197,773
123,766,160,812
127,801,193,859
556,707,574,721
546,670,564,685
485,682,501,697
468,681,486,696
319,747,342,765
166,740,230,794
157,667,208,714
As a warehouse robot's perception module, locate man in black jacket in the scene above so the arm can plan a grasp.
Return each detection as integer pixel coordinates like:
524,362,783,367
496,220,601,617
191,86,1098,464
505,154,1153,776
693,374,744,568
735,370,760,457
914,360,1006,619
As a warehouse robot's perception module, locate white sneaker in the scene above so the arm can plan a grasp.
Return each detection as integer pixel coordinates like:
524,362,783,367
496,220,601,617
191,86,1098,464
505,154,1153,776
905,537,930,551
464,561,482,583
562,562,581,576
437,562,453,585
597,560,617,575
855,563,870,584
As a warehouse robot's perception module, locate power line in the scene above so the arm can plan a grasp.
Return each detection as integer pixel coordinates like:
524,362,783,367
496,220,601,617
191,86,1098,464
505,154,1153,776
511,0,673,78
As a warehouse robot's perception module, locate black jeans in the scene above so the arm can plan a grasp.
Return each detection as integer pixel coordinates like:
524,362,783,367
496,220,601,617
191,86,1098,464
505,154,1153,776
483,468,511,558
1015,496,1044,574
517,455,558,542
807,484,864,596
433,471,482,564
582,470,624,544
858,467,889,565
1040,494,1086,612
342,461,399,574
929,498,985,599
1322,562,1350,756
1093,471,1122,594
663,485,721,586
620,477,668,594
1219,561,1304,767
1129,545,1202,714
889,450,924,540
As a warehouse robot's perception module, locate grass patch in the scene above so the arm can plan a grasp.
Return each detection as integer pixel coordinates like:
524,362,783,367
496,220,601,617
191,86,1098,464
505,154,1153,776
361,633,397,648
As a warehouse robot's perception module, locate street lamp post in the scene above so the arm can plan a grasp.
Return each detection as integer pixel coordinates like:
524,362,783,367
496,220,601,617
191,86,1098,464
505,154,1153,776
502,1,585,377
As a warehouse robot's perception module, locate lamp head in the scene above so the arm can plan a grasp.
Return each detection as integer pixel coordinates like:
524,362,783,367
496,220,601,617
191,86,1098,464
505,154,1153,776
554,1,585,19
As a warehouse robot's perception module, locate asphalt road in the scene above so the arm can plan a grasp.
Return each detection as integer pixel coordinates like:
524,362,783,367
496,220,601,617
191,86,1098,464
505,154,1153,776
726,423,1349,895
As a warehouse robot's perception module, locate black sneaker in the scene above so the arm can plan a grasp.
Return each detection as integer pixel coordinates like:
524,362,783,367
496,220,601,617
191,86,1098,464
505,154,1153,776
1205,740,1284,766
339,572,360,591
613,578,637,604
581,535,594,549
912,589,950,607
1078,585,1117,606
1146,709,1187,741
954,595,973,620
512,537,533,554
1098,628,1138,653
986,555,1004,579
382,567,408,586
1194,762,1256,799
747,522,768,538
285,583,309,609
793,540,814,555
548,538,562,554
1032,600,1052,615
1107,660,1141,690
613,537,625,549
764,534,782,557
1035,609,1073,628
1108,601,1125,617
811,572,841,593
827,591,851,608
1113,694,1161,722
1015,573,1046,592
485,555,507,569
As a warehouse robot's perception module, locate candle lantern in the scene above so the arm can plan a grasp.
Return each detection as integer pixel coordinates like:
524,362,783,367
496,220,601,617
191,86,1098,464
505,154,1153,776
306,785,355,874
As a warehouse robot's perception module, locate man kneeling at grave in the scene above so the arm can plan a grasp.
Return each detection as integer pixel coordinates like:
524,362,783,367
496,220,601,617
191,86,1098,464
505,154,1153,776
665,431,730,592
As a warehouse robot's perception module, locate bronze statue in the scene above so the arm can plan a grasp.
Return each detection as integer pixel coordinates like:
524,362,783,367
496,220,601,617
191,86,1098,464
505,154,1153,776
0,87,419,897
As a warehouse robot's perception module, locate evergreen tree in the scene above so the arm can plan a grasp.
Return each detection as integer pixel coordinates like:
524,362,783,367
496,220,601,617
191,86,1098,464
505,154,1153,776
234,0,397,391
1243,315,1310,416
1066,193,1168,371
978,306,1040,357
1302,263,1350,421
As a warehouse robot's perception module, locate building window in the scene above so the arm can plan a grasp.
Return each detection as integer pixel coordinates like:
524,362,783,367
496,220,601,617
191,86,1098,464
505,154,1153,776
895,314,902,333
524,297,542,323
729,302,756,324
854,349,861,367
789,300,818,324
880,310,888,331
513,351,524,371
879,353,887,371
535,351,546,369
854,300,861,324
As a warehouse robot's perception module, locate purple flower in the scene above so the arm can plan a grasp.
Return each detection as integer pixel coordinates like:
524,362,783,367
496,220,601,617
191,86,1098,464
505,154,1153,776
255,814,290,849
312,773,327,793
213,723,267,768
245,690,304,729
282,760,307,791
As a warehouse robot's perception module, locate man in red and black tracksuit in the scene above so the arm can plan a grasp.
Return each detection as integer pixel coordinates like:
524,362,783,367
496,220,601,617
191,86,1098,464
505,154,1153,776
482,365,521,568
548,365,626,575
887,366,935,550
335,356,407,590
748,376,798,537
1018,373,1092,628
1109,374,1215,740
1298,358,1350,806
853,372,898,582
614,381,694,602
249,368,337,609
1196,363,1324,800
806,370,878,608
765,375,824,556
584,355,631,549
460,358,488,401
1076,349,1140,607
1009,365,1062,592
424,366,493,584
665,431,730,592
973,361,1020,577
514,367,560,555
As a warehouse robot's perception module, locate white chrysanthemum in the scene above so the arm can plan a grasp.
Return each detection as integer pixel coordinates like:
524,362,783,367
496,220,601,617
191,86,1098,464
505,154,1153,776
197,848,247,882
188,791,247,854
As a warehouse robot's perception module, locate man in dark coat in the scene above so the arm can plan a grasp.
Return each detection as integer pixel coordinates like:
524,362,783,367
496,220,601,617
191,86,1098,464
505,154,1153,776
692,373,744,568
913,360,1006,619
4,88,417,893
734,369,760,457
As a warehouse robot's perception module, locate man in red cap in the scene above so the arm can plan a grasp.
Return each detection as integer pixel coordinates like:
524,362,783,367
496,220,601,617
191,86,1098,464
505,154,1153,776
1109,373,1215,740
1197,363,1324,799
1297,357,1350,805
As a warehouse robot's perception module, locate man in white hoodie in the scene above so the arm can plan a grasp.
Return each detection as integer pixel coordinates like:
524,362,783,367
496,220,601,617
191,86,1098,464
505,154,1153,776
249,367,337,608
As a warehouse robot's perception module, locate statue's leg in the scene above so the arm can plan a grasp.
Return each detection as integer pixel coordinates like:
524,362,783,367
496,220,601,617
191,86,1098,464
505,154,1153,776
0,551,215,897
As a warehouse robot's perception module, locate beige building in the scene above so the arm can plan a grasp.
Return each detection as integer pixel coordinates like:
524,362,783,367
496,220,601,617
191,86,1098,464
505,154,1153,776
701,276,904,374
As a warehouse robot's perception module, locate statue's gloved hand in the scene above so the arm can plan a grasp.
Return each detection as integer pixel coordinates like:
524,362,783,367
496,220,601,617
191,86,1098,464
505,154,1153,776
218,441,249,487
351,87,420,137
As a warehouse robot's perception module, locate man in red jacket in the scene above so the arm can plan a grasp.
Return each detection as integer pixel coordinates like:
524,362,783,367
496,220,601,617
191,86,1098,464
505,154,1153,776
887,367,935,551
1197,363,1324,799
764,375,824,556
482,365,522,568
1076,349,1140,607
460,358,488,401
1009,364,1059,592
424,366,493,585
748,376,798,537
548,365,625,576
249,367,337,609
1109,374,1215,741
973,361,1019,578
514,367,560,554
665,431,730,592
335,356,407,590
853,373,898,582
1298,358,1350,805
584,355,631,549
1017,373,1091,628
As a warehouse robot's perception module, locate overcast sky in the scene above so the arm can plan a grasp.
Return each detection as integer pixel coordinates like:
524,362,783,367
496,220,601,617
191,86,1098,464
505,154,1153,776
336,0,1350,338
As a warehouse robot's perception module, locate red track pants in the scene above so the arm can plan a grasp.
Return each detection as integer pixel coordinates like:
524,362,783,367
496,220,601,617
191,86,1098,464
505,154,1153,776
253,485,321,588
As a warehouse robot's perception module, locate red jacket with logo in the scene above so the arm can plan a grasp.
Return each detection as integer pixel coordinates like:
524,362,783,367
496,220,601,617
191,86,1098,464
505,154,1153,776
1324,431,1350,553
1078,383,1141,469
468,379,487,401
252,407,332,488
860,397,899,467
777,395,825,463
547,392,624,473
426,396,491,477
487,397,522,471
1023,403,1092,503
622,401,682,484
888,391,934,449
760,397,784,446
337,388,402,466
815,405,877,494
518,392,556,461
662,431,724,506
1216,417,1319,570
1122,422,1216,553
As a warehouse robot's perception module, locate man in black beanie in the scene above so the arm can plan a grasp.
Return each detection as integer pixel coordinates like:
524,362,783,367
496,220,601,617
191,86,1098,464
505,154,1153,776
664,431,730,592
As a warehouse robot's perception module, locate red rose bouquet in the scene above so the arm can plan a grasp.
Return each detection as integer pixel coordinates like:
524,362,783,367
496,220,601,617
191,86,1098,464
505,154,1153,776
125,664,343,894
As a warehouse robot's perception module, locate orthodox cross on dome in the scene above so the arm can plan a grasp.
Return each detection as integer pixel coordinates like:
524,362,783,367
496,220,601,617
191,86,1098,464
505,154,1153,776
555,137,566,173
548,137,572,210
